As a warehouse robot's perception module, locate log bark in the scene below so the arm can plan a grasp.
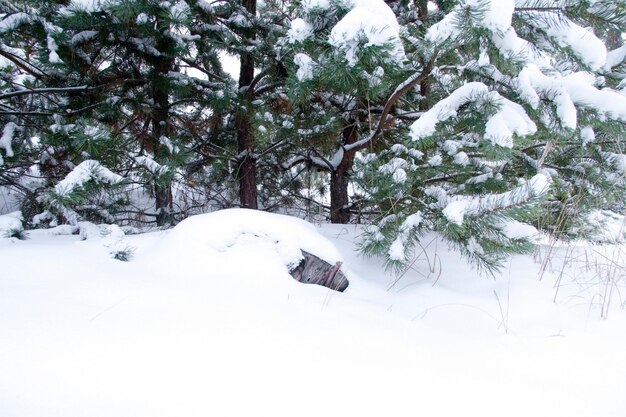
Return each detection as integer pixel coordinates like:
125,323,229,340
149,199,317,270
289,250,349,292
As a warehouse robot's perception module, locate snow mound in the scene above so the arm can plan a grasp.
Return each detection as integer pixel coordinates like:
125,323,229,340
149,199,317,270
1,221,626,417
163,209,343,273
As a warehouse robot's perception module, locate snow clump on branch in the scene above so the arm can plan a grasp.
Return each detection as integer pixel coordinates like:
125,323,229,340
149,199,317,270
54,160,124,197
328,0,405,66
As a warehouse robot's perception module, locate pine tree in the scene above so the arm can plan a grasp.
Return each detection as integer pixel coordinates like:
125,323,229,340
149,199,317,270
1,0,232,226
63,0,201,226
282,0,409,223
355,0,626,273
0,0,88,221
2,0,624,276
214,0,295,210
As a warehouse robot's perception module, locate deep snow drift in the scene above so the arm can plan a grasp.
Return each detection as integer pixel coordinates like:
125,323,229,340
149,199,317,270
0,209,625,417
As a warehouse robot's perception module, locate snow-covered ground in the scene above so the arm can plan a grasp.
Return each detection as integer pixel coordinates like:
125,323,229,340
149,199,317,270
1,209,625,417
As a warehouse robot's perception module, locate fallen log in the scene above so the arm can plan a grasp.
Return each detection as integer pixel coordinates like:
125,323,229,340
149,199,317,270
289,251,349,292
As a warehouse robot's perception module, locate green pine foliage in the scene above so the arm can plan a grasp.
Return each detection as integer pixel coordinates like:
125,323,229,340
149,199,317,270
2,0,235,225
1,0,624,273
355,0,626,273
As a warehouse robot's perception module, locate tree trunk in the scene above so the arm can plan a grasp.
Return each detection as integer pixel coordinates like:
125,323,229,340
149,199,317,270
235,0,258,209
151,28,175,226
330,121,358,224
606,28,622,50
416,0,428,20
330,169,350,224
152,63,173,225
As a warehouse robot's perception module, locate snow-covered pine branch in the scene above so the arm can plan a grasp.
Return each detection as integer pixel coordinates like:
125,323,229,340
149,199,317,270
54,160,124,197
356,0,626,271
439,174,550,226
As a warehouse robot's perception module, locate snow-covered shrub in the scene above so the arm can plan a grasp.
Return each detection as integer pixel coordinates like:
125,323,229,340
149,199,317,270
0,211,27,239
77,221,134,261
110,245,134,262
